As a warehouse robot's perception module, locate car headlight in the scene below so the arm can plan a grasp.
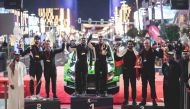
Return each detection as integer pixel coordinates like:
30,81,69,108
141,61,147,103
108,63,114,73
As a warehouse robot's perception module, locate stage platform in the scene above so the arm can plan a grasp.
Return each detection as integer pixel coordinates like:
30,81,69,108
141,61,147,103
121,102,164,109
71,94,113,109
25,98,61,109
0,67,165,104
0,99,165,109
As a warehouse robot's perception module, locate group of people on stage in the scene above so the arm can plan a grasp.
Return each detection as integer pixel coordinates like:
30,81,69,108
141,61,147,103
6,33,190,109
67,34,111,96
114,37,190,109
114,38,160,106
7,35,65,109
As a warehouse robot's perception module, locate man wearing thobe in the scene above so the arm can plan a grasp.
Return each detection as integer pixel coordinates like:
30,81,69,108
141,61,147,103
162,51,181,109
179,49,190,109
7,52,27,109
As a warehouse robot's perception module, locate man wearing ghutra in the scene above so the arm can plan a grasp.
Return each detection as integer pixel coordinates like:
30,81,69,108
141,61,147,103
19,35,43,98
162,50,181,109
179,49,190,109
42,39,65,98
7,51,27,109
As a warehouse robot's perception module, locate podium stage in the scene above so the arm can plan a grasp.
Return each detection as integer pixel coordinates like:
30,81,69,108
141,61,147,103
25,98,61,109
121,102,165,109
71,94,113,109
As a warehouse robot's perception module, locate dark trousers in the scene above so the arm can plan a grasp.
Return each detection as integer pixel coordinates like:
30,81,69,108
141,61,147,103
180,81,185,109
95,61,107,94
164,84,180,109
123,72,136,100
141,74,156,99
29,63,42,95
44,67,57,95
75,61,88,93
163,84,169,109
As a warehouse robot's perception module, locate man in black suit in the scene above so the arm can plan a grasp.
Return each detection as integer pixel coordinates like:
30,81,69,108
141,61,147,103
20,35,43,97
122,40,137,106
139,39,161,106
67,35,95,95
42,39,65,98
90,35,111,96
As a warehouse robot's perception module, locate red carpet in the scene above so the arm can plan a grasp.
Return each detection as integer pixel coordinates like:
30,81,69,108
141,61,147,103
113,73,164,104
0,66,164,104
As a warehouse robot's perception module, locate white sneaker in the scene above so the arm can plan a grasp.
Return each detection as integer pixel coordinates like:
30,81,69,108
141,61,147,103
30,95,37,100
36,94,43,99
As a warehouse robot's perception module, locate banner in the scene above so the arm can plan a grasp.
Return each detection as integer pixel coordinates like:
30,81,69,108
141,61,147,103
148,25,165,43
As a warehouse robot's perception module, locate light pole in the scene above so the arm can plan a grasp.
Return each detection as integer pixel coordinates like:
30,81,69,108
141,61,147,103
160,0,164,24
136,0,141,31
188,0,190,26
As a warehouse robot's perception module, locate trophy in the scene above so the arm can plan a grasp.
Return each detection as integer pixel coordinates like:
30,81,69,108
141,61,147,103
101,43,107,55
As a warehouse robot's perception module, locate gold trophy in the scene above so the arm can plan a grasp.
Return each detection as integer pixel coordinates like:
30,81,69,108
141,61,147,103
101,43,107,55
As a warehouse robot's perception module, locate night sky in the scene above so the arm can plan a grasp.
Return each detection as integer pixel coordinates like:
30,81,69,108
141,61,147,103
23,0,109,20
23,0,142,25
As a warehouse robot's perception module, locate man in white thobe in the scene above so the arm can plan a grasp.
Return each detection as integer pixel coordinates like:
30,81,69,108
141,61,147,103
7,53,27,109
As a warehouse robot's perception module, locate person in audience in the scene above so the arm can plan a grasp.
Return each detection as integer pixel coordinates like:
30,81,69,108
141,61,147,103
162,50,181,109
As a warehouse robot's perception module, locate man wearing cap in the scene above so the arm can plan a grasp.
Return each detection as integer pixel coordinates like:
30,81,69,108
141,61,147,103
67,35,95,95
89,35,111,96
19,35,43,98
162,51,181,109
7,52,27,109
42,39,65,98
179,49,190,109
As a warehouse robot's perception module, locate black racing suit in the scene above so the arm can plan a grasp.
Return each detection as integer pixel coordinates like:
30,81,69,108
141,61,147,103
139,48,161,100
42,43,65,97
20,45,42,95
93,43,110,94
72,44,90,94
122,50,137,101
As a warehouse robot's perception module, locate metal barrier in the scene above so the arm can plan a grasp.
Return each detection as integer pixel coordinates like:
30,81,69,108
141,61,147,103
183,83,190,109
0,80,8,109
185,88,190,109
